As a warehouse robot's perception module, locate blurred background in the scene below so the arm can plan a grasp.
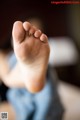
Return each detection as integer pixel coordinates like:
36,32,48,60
0,0,80,120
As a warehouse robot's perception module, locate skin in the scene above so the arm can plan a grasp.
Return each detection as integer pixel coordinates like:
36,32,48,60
0,21,50,93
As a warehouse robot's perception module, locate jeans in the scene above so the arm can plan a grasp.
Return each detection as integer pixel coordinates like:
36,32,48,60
7,52,64,120
7,78,64,120
7,80,53,120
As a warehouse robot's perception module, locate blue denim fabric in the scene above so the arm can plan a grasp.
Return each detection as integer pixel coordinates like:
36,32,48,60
7,80,53,120
6,53,64,120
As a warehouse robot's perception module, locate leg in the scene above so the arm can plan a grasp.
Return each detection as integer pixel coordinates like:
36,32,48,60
32,76,64,120
12,21,50,93
33,80,53,120
7,89,34,120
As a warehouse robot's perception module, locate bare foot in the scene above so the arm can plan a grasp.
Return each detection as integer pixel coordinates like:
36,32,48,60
12,21,50,93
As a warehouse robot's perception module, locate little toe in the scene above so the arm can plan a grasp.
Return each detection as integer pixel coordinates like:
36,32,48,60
34,30,42,38
40,34,48,42
12,21,25,43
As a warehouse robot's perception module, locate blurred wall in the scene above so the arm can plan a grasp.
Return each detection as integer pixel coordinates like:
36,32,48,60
0,0,68,47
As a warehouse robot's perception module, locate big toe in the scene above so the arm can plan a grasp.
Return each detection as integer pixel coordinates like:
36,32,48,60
12,21,25,43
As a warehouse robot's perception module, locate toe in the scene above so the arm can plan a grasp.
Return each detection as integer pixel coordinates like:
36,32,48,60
34,30,42,38
12,21,25,43
23,22,31,31
40,34,48,42
29,27,35,35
